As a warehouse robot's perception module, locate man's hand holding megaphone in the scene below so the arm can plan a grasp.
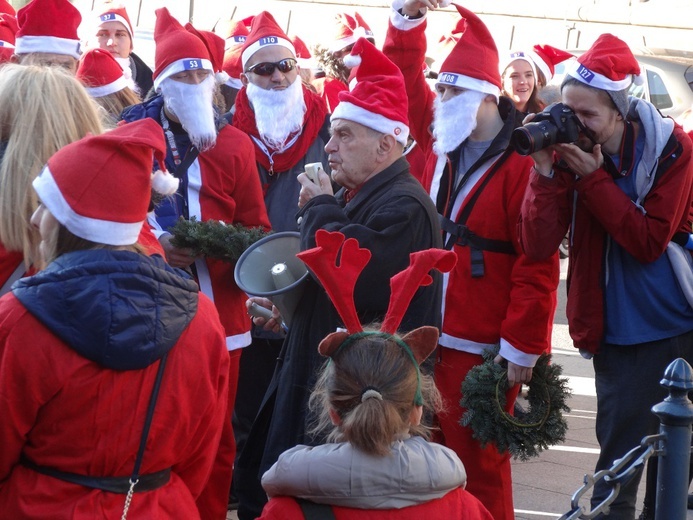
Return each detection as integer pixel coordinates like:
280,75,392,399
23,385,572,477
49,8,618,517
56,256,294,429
246,297,284,334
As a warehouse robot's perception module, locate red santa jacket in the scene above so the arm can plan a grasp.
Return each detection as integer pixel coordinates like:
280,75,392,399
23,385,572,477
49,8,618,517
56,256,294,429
0,253,230,519
384,15,557,362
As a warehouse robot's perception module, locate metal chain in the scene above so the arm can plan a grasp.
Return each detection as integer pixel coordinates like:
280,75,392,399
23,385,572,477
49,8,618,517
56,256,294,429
120,478,139,520
558,434,664,519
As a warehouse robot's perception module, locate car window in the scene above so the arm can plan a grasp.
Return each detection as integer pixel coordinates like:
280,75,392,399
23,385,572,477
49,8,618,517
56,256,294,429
635,68,673,110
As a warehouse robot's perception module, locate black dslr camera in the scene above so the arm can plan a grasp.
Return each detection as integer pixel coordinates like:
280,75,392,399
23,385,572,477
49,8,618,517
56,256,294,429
511,102,585,156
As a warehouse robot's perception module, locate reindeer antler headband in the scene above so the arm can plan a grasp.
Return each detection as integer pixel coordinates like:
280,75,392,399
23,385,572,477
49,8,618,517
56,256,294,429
296,229,456,405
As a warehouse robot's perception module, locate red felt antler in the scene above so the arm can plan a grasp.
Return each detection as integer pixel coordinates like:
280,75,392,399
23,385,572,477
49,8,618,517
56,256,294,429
381,249,457,334
296,229,371,333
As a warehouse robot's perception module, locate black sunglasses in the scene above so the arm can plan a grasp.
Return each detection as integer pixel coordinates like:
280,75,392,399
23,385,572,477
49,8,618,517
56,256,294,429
246,58,297,76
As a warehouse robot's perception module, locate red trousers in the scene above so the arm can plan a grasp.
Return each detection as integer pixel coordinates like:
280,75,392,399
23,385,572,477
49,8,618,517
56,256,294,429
196,349,242,519
434,347,519,520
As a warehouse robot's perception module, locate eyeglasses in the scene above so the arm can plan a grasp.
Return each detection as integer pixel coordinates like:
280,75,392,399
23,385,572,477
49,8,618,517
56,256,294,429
246,58,297,76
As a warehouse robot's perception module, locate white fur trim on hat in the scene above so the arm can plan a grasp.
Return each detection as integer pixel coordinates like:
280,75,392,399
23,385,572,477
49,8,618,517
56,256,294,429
241,36,294,70
97,13,133,39
225,35,246,50
500,51,537,80
390,0,427,31
33,165,143,246
151,170,179,196
225,76,243,89
565,59,635,91
436,71,501,102
153,57,213,91
15,35,81,59
85,75,129,98
331,101,410,145
0,41,14,49
526,49,552,82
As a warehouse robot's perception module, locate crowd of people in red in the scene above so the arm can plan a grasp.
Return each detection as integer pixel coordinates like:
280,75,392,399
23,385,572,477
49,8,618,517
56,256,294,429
0,0,691,519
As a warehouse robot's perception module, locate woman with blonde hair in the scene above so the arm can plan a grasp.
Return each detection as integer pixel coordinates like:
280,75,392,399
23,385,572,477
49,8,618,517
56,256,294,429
0,63,104,288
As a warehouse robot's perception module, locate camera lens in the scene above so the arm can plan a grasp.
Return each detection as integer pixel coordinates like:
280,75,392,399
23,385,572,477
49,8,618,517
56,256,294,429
511,121,559,156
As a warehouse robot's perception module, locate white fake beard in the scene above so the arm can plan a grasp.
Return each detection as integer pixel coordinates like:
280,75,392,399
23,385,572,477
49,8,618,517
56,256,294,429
432,90,487,155
160,75,218,152
246,79,306,152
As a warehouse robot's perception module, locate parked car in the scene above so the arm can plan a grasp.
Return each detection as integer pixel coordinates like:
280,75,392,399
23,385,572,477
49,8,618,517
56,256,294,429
551,50,693,120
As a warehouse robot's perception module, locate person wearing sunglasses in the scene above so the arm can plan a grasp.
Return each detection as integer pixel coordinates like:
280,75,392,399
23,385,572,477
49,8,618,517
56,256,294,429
230,13,333,519
121,9,271,520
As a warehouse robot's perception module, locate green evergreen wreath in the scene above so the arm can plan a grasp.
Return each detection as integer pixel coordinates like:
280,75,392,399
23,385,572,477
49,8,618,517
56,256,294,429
169,217,270,263
460,347,571,461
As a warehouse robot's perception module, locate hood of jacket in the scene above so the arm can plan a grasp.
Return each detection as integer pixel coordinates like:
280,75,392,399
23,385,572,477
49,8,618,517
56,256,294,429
13,249,199,370
261,436,466,510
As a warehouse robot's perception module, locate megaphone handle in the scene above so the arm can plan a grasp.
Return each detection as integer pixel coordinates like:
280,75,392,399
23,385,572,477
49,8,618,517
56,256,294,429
248,302,289,334
248,301,275,321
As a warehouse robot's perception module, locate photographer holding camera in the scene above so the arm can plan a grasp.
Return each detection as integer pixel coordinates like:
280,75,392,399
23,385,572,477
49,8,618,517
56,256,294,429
519,34,693,520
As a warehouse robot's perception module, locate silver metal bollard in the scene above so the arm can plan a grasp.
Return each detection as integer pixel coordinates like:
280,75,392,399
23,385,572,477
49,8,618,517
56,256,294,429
652,358,693,520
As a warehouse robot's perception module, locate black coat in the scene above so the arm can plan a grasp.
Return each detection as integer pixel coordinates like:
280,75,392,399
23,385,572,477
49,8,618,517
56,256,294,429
236,157,444,519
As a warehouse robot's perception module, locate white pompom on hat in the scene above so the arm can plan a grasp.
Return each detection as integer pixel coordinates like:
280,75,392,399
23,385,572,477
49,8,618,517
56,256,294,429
32,119,178,246
332,37,409,145
15,0,82,59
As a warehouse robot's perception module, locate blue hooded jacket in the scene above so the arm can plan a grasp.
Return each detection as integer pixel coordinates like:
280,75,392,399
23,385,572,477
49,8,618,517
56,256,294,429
12,249,199,371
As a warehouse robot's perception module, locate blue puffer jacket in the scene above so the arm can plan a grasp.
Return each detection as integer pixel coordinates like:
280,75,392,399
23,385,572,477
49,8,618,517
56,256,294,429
12,249,198,370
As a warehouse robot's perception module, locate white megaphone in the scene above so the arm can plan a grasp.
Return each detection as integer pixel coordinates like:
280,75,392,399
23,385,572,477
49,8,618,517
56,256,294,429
234,231,309,327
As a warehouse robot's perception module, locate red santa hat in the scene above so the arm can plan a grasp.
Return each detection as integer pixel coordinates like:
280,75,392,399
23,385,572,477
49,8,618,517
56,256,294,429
77,48,128,97
565,33,642,91
220,20,248,89
328,12,375,54
0,14,17,63
32,119,179,246
0,0,15,16
240,11,295,70
15,0,82,59
437,4,501,100
290,34,315,69
152,7,213,91
95,4,133,40
332,37,409,146
529,44,573,83
185,22,229,84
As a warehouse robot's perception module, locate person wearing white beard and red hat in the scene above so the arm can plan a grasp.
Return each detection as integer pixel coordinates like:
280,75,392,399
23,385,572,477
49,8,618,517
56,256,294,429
230,13,331,516
11,0,82,72
383,1,558,518
519,34,693,520
0,119,231,519
121,8,270,519
89,4,154,99
235,36,444,520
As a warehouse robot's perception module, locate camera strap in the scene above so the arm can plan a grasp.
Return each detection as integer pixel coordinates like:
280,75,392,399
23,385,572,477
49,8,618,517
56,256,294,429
440,148,516,277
